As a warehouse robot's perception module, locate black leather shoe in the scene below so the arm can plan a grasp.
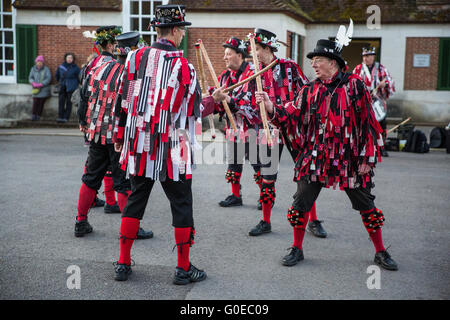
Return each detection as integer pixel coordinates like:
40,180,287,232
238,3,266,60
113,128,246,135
249,220,271,236
74,220,93,237
136,227,153,240
114,262,132,281
374,250,398,271
308,220,327,238
91,196,105,208
381,149,389,157
173,264,207,285
219,195,243,207
104,202,121,213
282,247,304,266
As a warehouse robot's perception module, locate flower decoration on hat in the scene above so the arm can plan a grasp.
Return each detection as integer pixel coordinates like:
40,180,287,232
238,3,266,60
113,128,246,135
226,38,239,48
246,32,280,50
94,26,122,45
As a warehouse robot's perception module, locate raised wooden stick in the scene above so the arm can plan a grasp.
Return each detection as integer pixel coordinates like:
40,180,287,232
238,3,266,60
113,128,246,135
194,43,216,139
197,40,237,131
249,37,272,145
223,58,278,93
387,117,412,134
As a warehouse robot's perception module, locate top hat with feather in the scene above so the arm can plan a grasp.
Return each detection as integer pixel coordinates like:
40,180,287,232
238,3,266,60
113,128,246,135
307,19,353,69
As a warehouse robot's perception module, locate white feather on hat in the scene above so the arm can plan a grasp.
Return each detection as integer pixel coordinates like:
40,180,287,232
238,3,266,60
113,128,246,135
83,30,97,39
335,18,353,52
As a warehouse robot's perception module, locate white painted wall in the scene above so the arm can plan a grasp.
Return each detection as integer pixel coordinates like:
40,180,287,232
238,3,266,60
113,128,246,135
304,23,450,122
187,12,307,59
15,9,121,27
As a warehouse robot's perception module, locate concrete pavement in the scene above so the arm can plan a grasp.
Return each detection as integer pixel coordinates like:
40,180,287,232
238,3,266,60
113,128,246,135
0,130,449,300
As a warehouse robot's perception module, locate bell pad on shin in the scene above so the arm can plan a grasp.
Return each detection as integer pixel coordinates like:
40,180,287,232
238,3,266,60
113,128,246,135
287,206,307,230
361,208,385,233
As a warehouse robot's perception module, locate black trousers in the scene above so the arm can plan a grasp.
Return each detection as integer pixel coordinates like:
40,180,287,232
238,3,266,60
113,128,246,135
82,140,131,194
226,141,284,181
122,174,194,228
58,88,73,120
292,180,376,213
32,97,47,117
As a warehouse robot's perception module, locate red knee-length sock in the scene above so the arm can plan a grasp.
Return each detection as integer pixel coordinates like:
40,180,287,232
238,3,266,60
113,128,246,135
117,191,131,213
292,211,310,250
231,183,241,198
369,229,386,253
103,175,116,205
361,209,386,253
77,183,97,221
174,227,193,271
118,217,140,265
309,202,317,222
261,181,275,224
262,203,272,224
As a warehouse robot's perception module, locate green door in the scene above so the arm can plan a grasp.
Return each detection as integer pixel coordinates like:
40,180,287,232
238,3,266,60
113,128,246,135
16,24,37,84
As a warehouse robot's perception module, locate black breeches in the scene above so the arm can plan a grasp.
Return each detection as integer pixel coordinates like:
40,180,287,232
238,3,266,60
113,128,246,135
122,174,194,228
81,141,131,194
292,179,376,213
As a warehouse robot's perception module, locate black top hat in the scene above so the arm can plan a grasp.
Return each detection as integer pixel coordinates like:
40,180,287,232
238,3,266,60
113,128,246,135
250,28,279,52
362,46,376,56
115,31,140,56
223,37,250,58
306,39,346,69
150,4,192,28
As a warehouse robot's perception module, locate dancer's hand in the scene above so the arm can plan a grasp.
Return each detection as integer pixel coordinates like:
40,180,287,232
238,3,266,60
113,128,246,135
255,91,273,114
212,85,230,103
114,143,123,153
358,162,371,175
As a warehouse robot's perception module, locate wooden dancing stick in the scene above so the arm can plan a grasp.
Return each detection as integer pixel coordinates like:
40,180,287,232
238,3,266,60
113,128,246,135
197,39,237,131
194,43,216,139
223,58,278,94
249,36,272,145
387,117,412,134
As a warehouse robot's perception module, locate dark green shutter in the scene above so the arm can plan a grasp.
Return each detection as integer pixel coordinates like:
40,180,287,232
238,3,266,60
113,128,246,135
178,29,188,58
437,38,450,90
16,24,37,84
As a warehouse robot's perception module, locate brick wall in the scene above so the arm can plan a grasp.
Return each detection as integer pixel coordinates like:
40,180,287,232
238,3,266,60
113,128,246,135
37,25,99,83
186,28,253,85
404,37,440,90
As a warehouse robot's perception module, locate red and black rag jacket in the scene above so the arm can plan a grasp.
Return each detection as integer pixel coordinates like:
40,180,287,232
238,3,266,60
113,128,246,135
270,71,384,190
114,39,202,182
260,57,308,157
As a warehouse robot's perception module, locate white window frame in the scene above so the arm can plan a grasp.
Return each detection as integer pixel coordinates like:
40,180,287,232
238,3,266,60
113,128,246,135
122,0,169,45
290,32,300,65
0,0,16,83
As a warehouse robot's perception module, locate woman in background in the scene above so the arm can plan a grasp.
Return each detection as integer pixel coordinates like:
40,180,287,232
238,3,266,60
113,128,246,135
28,55,51,121
56,52,80,123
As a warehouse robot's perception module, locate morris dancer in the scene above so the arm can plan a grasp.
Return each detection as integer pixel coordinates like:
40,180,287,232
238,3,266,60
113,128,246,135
246,28,326,238
203,37,261,209
112,5,207,284
75,30,153,240
256,33,398,271
353,47,395,157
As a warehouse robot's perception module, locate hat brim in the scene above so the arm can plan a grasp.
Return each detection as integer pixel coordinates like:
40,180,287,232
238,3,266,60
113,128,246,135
362,53,376,56
150,21,192,28
307,51,346,69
